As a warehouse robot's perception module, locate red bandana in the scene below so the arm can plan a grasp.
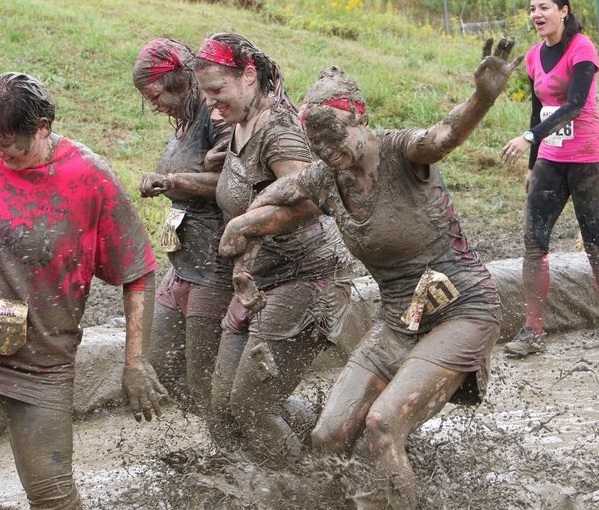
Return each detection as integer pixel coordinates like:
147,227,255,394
322,97,365,114
198,38,238,67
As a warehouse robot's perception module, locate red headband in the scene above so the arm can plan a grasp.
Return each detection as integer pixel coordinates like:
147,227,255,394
322,97,366,114
135,39,186,85
198,38,238,68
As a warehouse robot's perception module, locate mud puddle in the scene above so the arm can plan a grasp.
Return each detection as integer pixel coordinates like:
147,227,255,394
1,330,598,510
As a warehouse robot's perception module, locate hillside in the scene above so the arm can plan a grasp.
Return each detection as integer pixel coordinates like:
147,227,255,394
0,0,581,260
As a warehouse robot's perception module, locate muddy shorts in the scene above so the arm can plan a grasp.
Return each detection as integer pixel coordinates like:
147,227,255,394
156,267,232,320
349,316,500,405
221,276,352,342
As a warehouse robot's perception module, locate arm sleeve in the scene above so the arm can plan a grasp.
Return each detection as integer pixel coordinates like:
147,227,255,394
528,77,542,170
208,114,232,147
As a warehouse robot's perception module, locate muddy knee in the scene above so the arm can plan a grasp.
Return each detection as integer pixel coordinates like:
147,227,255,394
311,421,353,456
365,406,404,454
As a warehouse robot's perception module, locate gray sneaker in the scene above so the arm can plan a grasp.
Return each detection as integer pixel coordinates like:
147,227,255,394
504,327,547,358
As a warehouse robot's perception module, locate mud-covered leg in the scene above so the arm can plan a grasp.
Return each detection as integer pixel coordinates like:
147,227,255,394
147,302,186,400
1,397,83,510
209,330,247,446
365,359,466,510
185,316,223,415
229,328,326,462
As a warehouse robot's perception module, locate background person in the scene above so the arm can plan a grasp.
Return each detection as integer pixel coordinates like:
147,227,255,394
225,39,521,508
501,0,599,358
0,72,164,510
195,33,357,462
133,38,233,411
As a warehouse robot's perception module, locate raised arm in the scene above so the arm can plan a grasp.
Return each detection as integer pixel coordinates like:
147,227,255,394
407,38,523,165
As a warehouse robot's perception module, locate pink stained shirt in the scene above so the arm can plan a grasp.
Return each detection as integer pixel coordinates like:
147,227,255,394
526,33,599,163
0,136,158,408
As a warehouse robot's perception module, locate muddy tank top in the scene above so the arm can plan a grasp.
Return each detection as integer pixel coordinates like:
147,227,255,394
156,102,232,287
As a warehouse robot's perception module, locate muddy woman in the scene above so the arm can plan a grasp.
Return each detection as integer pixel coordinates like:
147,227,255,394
194,33,358,462
133,38,234,413
220,39,522,507
0,72,165,509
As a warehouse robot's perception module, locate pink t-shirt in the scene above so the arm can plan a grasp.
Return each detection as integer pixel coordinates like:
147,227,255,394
0,136,158,408
526,33,599,163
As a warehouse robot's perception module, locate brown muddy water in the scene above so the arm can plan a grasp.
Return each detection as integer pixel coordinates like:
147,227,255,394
1,330,598,510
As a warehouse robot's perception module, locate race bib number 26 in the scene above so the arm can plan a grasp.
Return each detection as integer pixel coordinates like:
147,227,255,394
541,106,574,147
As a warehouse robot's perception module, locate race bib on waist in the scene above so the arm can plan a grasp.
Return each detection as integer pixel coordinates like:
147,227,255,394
541,106,574,147
160,208,186,253
0,298,28,356
401,269,460,332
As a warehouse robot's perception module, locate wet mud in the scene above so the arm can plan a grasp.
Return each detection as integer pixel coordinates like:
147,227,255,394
1,213,596,509
1,329,598,509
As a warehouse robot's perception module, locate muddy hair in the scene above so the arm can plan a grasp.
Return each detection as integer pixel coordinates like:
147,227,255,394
0,72,55,136
132,39,199,136
553,0,584,49
303,67,366,125
196,32,297,112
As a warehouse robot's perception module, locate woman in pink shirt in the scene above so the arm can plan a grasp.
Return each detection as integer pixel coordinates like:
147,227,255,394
502,0,599,357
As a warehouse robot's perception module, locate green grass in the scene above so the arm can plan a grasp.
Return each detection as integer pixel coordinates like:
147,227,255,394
1,0,540,259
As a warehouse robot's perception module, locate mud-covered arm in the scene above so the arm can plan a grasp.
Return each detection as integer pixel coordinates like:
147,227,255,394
219,159,320,258
139,109,231,199
121,271,168,422
407,38,523,165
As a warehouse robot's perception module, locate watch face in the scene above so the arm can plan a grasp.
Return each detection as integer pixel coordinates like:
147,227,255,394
524,131,534,143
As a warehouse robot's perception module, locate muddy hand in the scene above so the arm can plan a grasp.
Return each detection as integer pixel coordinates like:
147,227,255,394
474,37,523,103
139,172,171,198
205,139,228,173
122,361,168,422
233,269,267,313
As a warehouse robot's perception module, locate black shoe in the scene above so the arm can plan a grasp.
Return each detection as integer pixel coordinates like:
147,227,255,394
504,327,547,358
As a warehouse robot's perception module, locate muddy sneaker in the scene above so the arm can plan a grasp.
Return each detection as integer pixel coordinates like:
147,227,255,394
504,327,546,358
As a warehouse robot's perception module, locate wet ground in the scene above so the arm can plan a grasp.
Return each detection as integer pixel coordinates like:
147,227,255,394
1,328,598,509
2,211,597,509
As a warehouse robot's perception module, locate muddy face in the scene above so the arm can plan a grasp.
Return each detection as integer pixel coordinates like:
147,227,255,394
305,106,355,170
196,64,258,125
138,81,188,119
0,130,47,171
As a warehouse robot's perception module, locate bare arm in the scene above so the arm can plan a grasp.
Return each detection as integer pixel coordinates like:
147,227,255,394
407,37,523,165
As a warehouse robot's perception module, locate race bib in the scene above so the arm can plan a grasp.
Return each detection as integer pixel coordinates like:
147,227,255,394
160,208,185,253
0,298,28,356
541,106,574,147
401,269,460,331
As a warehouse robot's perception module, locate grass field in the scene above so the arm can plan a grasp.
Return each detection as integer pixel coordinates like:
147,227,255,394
1,0,542,258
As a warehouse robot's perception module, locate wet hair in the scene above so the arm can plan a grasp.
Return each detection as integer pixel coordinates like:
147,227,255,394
552,0,584,49
132,38,199,134
303,67,367,126
0,72,55,137
196,33,296,112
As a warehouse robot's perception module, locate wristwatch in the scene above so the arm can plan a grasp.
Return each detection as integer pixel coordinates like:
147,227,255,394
522,130,535,144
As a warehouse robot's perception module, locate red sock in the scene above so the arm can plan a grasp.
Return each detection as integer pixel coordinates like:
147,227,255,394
523,254,549,335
